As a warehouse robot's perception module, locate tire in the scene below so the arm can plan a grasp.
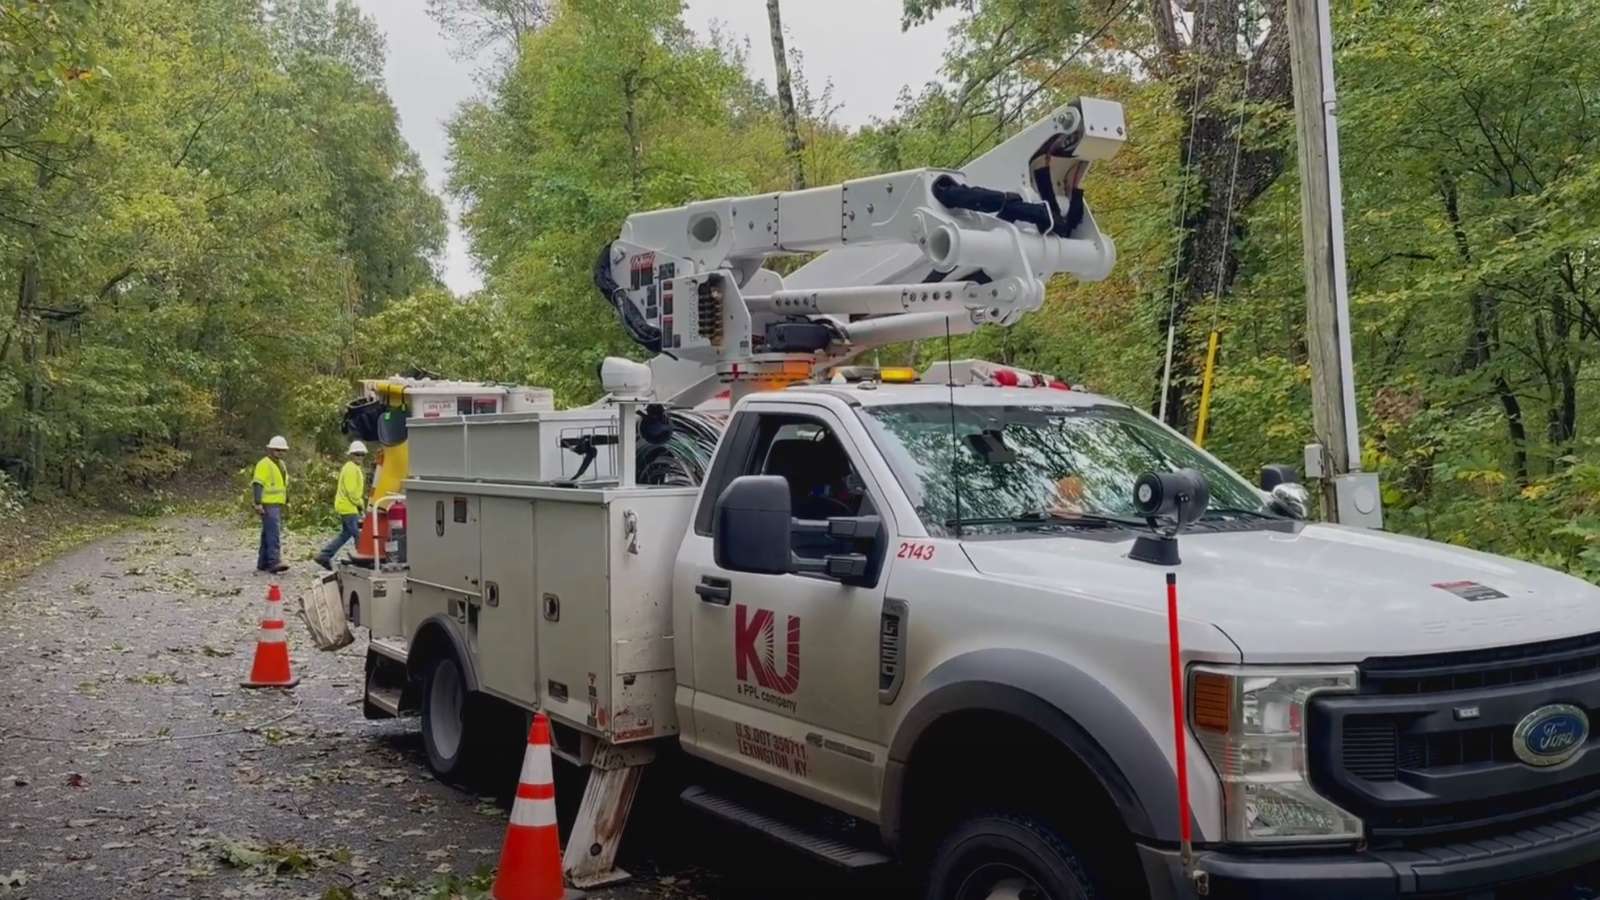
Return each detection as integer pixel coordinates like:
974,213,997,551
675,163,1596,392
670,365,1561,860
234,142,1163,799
924,813,1098,900
420,654,478,781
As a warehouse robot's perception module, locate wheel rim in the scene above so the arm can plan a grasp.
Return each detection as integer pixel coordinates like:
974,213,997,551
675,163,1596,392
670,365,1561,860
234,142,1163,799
957,865,1047,900
429,661,464,759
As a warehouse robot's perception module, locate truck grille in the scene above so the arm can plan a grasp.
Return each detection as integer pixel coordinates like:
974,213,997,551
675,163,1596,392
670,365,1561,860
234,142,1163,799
1310,633,1600,842
1359,631,1600,695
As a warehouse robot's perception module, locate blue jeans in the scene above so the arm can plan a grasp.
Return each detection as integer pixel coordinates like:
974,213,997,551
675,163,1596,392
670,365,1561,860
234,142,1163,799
319,514,361,562
257,505,282,570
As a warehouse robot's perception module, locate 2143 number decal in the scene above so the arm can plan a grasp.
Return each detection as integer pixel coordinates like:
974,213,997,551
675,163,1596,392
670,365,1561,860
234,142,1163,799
897,542,935,561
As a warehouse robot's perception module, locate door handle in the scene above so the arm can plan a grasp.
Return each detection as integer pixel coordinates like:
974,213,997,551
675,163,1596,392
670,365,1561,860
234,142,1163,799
695,576,731,605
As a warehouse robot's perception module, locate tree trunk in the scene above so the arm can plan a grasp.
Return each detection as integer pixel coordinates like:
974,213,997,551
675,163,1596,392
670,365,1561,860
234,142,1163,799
622,73,643,204
1438,171,1530,483
16,254,40,490
1495,373,1529,487
1148,0,1293,430
766,0,806,190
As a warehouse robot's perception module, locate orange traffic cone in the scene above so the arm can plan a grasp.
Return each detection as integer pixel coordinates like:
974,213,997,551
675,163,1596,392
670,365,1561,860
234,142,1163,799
241,584,300,689
493,712,579,900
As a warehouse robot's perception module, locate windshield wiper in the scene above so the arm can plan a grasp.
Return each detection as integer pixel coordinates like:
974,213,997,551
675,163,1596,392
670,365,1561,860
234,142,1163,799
943,511,1140,530
1200,506,1281,520
942,512,1057,529
1047,511,1147,528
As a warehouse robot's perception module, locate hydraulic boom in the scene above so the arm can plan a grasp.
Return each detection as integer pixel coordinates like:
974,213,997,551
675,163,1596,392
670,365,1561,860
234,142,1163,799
595,97,1127,404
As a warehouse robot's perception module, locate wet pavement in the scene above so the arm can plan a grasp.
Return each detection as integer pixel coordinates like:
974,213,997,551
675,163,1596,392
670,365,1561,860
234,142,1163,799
0,517,879,899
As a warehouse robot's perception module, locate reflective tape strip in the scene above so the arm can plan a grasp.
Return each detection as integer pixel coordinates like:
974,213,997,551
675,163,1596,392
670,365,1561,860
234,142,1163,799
518,747,553,786
516,782,555,801
509,797,557,829
258,628,287,644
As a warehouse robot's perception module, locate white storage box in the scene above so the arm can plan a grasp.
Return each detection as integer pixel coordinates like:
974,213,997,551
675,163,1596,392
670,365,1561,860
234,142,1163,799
407,408,620,484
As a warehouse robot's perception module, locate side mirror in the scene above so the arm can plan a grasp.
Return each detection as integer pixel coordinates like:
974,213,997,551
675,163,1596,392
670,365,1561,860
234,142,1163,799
791,515,882,587
1260,464,1300,491
713,476,792,575
1268,483,1311,520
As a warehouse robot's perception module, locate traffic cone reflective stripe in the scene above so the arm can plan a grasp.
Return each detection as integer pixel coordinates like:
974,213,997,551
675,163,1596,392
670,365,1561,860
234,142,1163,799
241,584,299,689
492,712,577,900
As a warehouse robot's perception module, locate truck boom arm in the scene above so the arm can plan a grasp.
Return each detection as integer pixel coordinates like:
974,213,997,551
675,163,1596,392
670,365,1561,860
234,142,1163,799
596,97,1127,404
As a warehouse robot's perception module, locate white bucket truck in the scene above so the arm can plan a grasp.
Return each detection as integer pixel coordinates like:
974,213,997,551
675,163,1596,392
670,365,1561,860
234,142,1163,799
355,98,1600,899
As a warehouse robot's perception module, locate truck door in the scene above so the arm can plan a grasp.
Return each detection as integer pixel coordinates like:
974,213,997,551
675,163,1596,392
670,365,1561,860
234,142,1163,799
678,403,892,819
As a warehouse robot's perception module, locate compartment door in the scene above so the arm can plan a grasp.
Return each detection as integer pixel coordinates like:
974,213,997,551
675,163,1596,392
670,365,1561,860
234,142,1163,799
477,497,538,704
534,497,612,729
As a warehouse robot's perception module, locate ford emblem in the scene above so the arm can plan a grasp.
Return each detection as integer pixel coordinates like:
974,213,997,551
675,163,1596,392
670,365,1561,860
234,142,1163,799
1512,703,1590,767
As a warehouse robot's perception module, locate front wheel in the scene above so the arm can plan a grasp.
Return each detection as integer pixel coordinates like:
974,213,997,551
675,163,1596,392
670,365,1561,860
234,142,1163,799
924,813,1098,900
420,654,478,782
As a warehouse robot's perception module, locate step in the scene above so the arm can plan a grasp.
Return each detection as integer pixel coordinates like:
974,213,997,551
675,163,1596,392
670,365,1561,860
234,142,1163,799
368,637,409,664
681,784,892,869
366,683,403,717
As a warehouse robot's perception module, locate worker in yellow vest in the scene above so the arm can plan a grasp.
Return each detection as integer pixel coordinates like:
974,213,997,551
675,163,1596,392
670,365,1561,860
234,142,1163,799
252,436,290,574
315,441,368,571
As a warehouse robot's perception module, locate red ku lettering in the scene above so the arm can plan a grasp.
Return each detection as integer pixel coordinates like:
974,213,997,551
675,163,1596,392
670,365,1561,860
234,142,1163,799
734,604,801,695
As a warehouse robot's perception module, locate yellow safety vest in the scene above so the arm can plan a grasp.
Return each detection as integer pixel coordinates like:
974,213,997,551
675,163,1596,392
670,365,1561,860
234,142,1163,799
253,457,287,506
334,460,365,516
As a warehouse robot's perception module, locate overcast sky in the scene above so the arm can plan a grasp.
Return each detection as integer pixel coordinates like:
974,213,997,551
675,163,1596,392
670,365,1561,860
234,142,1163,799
352,0,959,296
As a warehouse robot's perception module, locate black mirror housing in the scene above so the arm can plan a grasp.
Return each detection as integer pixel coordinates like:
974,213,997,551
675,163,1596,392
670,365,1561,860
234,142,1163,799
1260,464,1300,491
713,475,792,575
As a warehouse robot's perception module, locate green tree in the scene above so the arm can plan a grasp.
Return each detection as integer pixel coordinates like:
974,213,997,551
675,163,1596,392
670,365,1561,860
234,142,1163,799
446,0,783,400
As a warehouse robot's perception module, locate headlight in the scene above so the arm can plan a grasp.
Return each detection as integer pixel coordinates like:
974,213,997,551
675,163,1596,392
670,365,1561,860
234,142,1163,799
1190,664,1363,843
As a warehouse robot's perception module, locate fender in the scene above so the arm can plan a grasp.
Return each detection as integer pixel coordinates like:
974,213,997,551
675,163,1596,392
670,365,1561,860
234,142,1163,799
882,648,1184,845
406,614,480,694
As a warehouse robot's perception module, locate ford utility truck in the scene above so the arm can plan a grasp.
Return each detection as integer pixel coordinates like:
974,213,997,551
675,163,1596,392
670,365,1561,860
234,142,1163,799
351,97,1600,899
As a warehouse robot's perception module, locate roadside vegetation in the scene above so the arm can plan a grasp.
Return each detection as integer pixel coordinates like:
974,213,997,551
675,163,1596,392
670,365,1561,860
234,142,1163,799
4,0,1600,581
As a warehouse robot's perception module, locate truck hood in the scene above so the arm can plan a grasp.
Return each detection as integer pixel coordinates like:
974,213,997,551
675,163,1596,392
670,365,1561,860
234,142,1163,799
961,523,1600,663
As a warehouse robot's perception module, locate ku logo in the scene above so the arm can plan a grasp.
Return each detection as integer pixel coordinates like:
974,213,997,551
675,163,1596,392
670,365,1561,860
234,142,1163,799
735,604,801,694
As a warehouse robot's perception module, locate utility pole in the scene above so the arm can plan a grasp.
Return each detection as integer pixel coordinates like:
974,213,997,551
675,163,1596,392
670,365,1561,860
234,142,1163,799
1286,0,1382,528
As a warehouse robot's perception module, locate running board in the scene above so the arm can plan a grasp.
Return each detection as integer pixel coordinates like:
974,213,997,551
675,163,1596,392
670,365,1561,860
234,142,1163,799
680,785,891,869
366,683,403,717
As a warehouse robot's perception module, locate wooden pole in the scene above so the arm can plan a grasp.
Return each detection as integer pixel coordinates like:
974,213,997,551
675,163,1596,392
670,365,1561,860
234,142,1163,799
1287,0,1362,521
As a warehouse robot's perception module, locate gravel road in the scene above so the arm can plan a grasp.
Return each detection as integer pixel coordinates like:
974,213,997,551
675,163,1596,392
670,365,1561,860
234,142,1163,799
0,516,881,899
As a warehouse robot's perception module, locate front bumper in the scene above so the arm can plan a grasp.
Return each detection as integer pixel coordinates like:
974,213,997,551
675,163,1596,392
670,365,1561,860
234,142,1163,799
1139,804,1600,899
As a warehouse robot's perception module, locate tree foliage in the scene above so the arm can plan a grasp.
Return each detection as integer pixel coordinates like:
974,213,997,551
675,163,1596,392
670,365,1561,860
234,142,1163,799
0,0,445,503
6,0,1599,582
447,0,1600,577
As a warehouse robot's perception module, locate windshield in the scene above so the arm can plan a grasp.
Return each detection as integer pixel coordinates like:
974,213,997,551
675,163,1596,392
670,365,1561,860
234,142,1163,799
857,402,1268,536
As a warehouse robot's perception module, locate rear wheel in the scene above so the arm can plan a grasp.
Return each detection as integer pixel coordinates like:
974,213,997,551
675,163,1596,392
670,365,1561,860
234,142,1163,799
925,813,1097,900
420,654,478,781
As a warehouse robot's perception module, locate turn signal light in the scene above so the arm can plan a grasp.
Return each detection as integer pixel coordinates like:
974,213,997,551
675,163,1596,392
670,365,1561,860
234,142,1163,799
1192,671,1232,731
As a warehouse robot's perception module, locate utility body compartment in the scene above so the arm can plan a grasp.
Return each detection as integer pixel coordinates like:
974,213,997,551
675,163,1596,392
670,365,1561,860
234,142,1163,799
406,408,620,484
402,478,696,745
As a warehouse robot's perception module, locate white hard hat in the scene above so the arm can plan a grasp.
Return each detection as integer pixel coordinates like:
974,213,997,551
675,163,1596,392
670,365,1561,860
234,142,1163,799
348,440,368,455
266,435,289,451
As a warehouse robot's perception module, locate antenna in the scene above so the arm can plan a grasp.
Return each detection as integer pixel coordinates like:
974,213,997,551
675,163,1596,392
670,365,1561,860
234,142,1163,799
944,316,963,539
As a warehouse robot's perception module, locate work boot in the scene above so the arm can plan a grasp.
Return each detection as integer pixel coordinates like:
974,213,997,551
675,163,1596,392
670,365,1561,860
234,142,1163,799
271,562,290,574
314,555,332,572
